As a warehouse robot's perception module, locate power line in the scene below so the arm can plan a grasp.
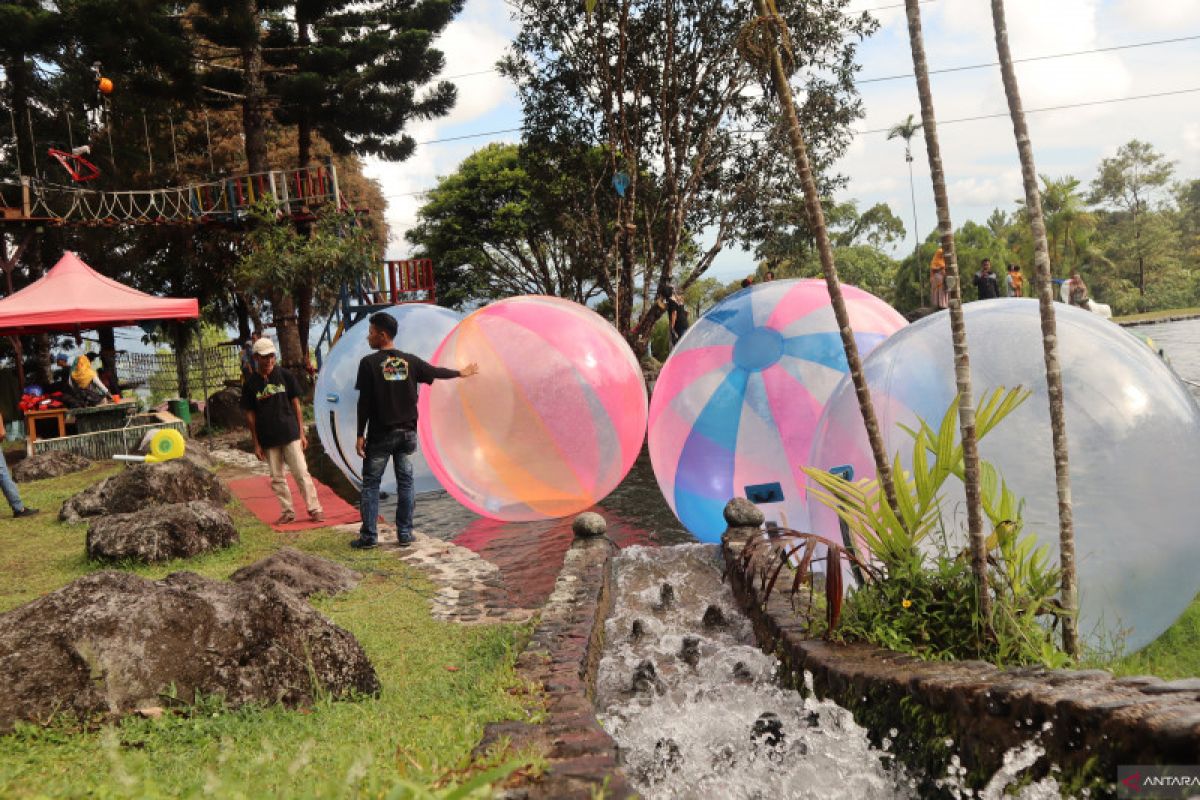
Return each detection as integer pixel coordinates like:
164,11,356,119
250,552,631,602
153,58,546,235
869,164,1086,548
859,33,1200,85
382,85,1199,200
856,85,1200,135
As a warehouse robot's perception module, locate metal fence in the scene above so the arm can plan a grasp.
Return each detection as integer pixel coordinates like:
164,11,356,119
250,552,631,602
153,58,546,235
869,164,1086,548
113,343,243,402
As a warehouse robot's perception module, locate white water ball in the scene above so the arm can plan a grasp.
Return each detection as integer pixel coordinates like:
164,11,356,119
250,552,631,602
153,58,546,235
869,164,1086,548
314,304,462,494
808,299,1200,651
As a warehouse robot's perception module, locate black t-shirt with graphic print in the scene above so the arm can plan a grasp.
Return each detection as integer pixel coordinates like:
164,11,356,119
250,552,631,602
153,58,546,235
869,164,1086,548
240,366,302,448
355,349,460,438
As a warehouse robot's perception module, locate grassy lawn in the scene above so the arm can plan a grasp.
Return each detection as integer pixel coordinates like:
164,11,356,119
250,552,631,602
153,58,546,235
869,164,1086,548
1112,307,1200,324
1100,595,1200,679
0,463,536,798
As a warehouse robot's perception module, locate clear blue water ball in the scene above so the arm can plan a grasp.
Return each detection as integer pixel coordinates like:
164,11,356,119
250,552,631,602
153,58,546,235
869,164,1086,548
314,304,462,494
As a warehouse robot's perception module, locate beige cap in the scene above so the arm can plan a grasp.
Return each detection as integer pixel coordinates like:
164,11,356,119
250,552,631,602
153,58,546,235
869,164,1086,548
252,338,277,356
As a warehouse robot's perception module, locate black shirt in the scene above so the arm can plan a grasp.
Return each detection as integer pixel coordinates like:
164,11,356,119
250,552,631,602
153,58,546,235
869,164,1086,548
355,349,459,438
974,270,1000,299
240,366,302,448
667,297,690,335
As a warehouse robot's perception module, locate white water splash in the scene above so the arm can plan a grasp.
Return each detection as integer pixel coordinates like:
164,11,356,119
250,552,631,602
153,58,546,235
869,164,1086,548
595,545,1082,800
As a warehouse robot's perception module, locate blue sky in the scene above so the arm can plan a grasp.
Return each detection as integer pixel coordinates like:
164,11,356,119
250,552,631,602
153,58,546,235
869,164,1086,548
367,0,1200,284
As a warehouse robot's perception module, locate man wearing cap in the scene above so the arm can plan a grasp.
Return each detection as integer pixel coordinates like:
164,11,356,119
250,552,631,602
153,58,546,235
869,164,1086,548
241,337,323,524
350,311,478,549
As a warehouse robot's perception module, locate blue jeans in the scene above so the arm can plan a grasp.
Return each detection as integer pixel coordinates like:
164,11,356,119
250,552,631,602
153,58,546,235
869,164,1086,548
0,449,25,513
359,428,416,544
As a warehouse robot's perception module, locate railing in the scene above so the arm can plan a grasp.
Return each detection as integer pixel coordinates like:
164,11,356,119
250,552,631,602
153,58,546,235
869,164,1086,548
0,163,341,227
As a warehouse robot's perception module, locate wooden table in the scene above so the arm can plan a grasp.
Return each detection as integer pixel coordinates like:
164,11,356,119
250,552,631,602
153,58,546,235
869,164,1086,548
24,408,67,442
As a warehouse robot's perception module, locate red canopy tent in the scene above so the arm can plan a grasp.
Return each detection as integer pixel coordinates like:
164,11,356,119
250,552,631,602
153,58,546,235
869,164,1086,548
0,251,199,336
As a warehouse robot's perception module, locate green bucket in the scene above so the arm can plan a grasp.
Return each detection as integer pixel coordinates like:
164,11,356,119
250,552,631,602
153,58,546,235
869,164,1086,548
168,398,191,423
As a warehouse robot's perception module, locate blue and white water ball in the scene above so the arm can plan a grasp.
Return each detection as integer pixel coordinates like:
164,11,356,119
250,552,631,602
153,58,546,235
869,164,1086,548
808,299,1200,651
314,304,462,494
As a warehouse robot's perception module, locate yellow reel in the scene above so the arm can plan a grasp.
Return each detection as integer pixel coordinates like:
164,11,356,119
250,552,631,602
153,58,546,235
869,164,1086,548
145,429,186,463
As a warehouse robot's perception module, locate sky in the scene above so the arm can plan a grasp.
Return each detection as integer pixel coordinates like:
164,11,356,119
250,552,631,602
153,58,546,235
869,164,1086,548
365,0,1200,284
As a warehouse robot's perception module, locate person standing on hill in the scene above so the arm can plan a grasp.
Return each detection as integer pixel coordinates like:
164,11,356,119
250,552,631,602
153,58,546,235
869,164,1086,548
351,312,478,550
973,258,1000,300
1006,264,1024,297
659,285,690,349
929,247,948,309
242,337,323,525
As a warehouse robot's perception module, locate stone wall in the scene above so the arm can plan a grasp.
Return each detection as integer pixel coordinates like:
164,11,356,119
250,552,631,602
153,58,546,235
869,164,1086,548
475,527,634,800
722,525,1200,794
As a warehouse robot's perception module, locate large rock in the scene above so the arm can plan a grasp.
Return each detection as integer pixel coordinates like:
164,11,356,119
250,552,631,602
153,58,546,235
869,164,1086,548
230,548,360,598
12,450,91,482
60,459,230,524
0,570,379,731
206,386,246,430
87,501,239,563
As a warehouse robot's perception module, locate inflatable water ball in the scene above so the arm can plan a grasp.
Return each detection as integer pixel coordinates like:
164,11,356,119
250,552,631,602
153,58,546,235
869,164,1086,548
418,296,647,521
648,278,907,542
314,304,462,494
808,299,1200,651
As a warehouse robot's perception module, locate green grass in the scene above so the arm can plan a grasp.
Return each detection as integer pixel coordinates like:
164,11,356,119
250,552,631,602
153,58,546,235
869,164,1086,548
0,465,537,798
1112,306,1200,324
1093,595,1200,680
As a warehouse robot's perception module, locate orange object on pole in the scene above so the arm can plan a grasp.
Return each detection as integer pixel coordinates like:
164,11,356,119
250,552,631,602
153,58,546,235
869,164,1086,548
98,77,114,95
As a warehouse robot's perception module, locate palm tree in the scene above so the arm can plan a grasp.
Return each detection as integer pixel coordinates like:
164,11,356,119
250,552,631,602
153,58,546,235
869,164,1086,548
887,114,924,304
902,0,992,624
746,0,902,519
990,0,1079,656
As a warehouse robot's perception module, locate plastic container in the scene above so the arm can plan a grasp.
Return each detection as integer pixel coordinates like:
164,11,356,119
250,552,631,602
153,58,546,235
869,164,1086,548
167,398,191,423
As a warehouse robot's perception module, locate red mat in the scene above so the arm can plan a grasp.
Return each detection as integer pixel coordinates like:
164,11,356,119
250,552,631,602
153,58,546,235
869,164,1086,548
227,474,363,532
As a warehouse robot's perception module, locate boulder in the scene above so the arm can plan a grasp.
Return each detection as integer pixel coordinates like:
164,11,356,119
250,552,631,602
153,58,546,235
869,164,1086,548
206,386,246,430
87,501,239,563
572,511,607,539
724,497,765,529
230,548,360,598
0,569,379,732
11,450,91,482
60,459,230,524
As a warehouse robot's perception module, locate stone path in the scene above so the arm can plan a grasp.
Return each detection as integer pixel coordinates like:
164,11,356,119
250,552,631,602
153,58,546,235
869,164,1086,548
211,444,534,625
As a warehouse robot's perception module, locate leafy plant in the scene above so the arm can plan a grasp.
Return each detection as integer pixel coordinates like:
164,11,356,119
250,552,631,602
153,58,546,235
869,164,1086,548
742,387,1069,667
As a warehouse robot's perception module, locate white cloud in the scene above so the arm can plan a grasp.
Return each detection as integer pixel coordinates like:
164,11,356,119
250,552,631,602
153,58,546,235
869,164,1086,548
1114,0,1200,30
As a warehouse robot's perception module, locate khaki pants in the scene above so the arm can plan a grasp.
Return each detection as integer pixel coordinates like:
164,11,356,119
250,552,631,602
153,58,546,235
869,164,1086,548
265,439,322,516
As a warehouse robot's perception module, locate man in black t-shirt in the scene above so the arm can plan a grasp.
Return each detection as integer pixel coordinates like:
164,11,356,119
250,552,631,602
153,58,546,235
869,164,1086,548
350,312,478,549
973,258,1001,300
241,337,323,525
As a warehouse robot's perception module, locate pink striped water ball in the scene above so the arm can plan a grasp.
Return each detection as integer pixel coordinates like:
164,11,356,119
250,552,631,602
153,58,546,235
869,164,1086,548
418,296,647,521
648,279,906,541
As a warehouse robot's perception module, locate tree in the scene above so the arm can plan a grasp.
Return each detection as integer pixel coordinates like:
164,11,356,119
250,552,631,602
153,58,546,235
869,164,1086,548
266,0,463,168
1090,140,1176,304
991,0,1078,656
887,113,924,303
746,0,902,522
903,0,990,625
501,0,873,355
407,143,609,307
757,199,904,273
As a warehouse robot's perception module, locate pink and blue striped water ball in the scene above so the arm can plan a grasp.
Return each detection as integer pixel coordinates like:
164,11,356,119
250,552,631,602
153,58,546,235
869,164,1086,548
418,296,648,522
648,278,906,541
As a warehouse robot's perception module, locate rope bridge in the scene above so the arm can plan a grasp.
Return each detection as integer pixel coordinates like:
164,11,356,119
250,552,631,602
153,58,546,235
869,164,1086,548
0,163,341,226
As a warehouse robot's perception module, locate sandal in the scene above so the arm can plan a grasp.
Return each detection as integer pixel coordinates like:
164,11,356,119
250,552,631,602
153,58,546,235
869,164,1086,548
273,511,296,525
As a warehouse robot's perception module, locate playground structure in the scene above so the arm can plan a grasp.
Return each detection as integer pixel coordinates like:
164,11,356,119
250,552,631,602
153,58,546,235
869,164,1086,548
314,258,437,368
0,162,343,226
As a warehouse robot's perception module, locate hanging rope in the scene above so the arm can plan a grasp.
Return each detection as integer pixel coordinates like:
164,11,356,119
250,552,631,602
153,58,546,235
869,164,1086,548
168,113,180,174
25,108,39,179
736,2,796,75
63,107,74,152
141,110,153,175
203,110,215,174
7,106,21,178
103,98,116,173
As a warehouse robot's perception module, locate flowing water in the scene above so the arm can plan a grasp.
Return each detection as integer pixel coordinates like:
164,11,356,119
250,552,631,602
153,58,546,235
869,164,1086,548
595,546,1075,800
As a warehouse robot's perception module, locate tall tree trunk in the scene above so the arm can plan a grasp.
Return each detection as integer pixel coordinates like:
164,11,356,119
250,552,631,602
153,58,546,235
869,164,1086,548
172,324,192,400
295,281,314,381
240,0,269,175
991,0,1078,656
7,55,36,180
234,292,252,342
270,288,305,376
750,0,902,520
904,0,992,624
97,326,118,391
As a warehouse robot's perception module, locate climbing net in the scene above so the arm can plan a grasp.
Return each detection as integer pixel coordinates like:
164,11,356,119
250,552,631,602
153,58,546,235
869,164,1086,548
0,163,341,226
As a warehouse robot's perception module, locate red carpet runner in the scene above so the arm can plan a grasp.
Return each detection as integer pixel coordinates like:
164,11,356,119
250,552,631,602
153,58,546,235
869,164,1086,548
227,474,362,532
